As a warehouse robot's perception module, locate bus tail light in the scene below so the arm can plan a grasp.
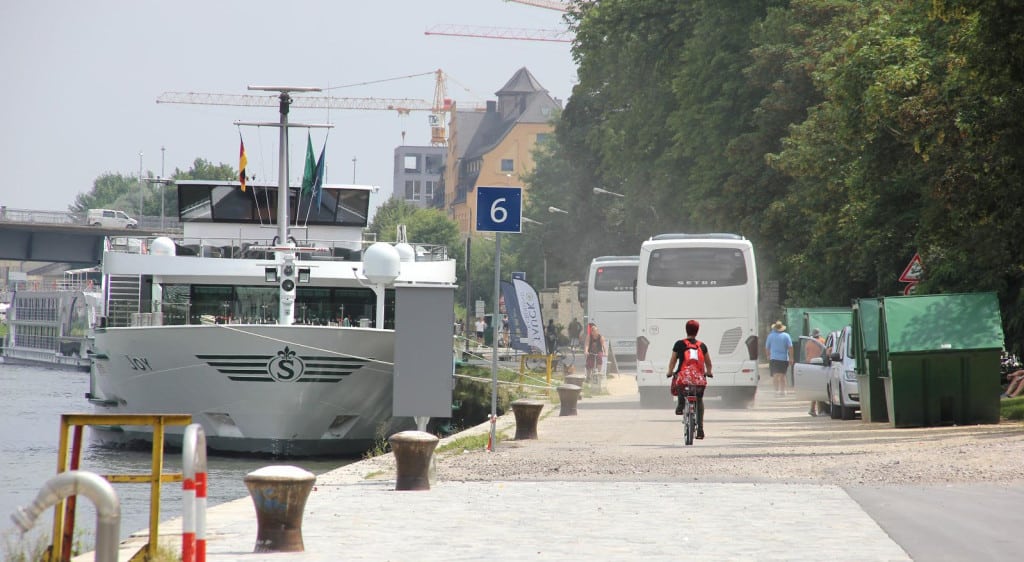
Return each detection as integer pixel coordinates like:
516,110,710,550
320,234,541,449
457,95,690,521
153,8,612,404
745,335,759,361
636,336,650,361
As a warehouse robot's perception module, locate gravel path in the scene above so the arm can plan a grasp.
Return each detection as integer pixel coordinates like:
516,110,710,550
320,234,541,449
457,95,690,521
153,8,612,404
410,375,1024,487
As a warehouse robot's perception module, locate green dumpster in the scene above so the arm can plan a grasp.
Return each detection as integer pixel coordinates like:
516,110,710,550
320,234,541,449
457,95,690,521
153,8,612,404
879,292,1004,428
853,298,888,423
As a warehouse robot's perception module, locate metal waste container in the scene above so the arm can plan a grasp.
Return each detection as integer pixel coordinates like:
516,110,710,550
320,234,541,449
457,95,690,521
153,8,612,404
853,298,887,423
879,292,1003,428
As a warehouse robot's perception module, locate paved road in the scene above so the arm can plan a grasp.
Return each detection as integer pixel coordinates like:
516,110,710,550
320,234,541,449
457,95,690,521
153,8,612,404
91,375,1022,561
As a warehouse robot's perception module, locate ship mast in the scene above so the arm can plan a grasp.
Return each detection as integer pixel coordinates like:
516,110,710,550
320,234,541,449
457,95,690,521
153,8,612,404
239,86,331,325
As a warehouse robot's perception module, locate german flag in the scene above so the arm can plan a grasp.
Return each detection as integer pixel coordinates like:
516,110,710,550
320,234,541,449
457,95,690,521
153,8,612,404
239,136,249,192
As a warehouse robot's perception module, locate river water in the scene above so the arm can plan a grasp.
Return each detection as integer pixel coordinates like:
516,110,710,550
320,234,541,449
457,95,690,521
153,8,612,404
0,363,351,548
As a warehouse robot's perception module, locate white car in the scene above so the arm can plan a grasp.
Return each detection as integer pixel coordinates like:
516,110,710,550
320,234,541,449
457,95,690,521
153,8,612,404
826,326,860,420
792,326,860,419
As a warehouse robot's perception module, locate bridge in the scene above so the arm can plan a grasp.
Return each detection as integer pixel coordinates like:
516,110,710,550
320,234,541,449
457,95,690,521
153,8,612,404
0,207,180,264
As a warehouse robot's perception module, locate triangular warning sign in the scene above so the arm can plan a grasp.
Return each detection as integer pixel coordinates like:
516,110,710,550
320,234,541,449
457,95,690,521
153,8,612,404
899,253,924,283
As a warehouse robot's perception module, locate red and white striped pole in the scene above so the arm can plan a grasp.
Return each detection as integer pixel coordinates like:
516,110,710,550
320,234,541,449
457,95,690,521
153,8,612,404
183,424,208,562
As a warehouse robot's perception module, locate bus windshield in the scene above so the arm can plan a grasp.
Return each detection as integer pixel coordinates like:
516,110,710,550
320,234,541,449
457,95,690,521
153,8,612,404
594,265,636,292
647,248,748,287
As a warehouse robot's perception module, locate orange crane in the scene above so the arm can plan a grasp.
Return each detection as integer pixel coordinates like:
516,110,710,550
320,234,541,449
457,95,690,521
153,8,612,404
156,70,481,146
424,24,570,43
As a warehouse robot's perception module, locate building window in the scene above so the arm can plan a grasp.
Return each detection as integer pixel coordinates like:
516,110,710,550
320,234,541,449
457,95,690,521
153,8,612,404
500,159,514,172
405,180,415,200
536,133,550,144
425,180,436,200
425,155,443,174
412,180,422,201
404,155,420,173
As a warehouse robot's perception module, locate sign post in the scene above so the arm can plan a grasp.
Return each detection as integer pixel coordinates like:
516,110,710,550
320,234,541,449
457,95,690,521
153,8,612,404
899,253,924,295
476,186,522,451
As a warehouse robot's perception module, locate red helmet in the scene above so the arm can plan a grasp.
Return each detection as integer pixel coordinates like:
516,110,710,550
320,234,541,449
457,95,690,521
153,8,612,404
685,319,700,336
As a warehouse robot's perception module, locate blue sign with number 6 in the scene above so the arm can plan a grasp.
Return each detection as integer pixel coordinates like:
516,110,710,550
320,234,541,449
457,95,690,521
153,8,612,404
476,186,522,233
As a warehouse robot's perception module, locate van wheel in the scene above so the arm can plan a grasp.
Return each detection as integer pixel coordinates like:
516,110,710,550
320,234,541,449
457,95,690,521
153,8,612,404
126,224,137,229
840,391,856,420
92,222,102,227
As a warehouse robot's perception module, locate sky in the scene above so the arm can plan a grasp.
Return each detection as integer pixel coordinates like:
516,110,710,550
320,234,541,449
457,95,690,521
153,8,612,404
0,0,576,216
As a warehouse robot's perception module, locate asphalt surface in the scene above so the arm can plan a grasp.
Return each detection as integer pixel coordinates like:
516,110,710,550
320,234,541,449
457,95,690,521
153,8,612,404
82,373,1023,561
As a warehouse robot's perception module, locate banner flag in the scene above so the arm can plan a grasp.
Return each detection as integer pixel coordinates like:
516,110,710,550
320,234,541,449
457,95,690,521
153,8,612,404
312,142,326,208
301,132,316,194
511,277,546,354
501,281,531,354
238,135,248,192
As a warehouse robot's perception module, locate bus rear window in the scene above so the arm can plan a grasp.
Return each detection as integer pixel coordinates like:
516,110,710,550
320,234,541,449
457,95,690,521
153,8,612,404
594,266,636,291
647,248,747,287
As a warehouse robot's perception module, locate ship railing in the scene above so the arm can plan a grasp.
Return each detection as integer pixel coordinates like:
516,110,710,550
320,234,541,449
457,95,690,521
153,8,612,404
102,234,450,262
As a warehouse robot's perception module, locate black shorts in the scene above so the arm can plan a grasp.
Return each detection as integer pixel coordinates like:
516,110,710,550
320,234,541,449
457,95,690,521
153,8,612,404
769,359,789,375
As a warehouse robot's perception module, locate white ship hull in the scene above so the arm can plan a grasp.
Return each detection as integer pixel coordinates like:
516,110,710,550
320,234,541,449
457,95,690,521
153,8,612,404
90,323,402,456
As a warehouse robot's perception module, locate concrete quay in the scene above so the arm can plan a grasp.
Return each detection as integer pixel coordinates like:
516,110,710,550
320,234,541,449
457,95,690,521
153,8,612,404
94,374,1024,561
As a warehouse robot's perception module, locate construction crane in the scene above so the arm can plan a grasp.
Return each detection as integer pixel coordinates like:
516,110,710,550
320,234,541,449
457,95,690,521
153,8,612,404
424,24,571,43
156,70,482,146
505,0,568,11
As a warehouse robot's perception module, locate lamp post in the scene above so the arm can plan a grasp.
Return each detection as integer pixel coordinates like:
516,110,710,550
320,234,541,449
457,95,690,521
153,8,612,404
147,178,172,231
138,151,144,220
522,216,546,288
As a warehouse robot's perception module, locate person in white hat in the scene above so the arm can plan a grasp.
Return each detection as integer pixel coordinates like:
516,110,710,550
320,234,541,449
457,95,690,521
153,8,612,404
764,320,794,397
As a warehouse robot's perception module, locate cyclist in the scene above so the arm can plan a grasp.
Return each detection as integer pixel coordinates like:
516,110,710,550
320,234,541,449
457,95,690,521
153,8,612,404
666,320,713,439
583,322,607,382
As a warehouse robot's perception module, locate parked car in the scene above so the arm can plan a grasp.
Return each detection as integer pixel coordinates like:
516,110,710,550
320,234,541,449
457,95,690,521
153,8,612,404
87,208,137,229
792,326,860,419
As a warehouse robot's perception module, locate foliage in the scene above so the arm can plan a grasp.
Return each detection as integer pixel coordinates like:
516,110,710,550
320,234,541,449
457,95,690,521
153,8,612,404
525,0,1024,349
70,158,236,218
1000,396,1024,422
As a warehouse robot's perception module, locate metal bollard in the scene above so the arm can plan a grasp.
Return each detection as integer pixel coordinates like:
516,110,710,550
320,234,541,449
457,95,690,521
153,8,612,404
565,374,586,396
511,399,545,440
389,430,439,491
244,465,316,553
557,384,581,416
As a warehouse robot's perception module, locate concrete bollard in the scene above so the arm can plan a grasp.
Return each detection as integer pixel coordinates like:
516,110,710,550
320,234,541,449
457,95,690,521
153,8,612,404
244,465,316,553
565,374,586,396
389,430,439,491
511,399,545,440
558,384,581,416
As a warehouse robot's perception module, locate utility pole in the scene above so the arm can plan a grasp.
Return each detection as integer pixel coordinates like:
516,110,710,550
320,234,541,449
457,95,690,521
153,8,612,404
352,156,357,183
138,151,144,220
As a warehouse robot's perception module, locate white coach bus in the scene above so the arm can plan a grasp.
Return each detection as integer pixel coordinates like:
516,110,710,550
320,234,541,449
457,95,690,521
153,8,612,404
635,234,760,408
586,256,639,368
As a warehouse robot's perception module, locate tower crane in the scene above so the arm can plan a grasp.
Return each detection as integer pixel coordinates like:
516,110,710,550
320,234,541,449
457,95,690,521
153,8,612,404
424,24,571,43
156,70,482,146
505,0,568,11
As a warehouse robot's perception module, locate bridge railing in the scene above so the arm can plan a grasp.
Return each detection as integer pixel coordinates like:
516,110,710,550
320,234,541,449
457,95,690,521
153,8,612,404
0,207,78,225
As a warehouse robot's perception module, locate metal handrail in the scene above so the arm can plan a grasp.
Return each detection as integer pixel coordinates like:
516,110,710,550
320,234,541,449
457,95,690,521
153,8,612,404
11,471,120,562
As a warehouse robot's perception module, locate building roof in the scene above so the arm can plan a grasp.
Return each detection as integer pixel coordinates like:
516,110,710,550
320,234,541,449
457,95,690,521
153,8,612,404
460,67,561,162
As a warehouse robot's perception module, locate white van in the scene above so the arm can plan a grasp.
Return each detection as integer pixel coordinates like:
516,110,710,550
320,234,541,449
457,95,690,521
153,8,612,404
87,209,138,229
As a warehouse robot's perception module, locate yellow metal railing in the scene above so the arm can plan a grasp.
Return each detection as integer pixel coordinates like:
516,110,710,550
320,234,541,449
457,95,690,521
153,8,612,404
49,413,192,562
518,353,555,388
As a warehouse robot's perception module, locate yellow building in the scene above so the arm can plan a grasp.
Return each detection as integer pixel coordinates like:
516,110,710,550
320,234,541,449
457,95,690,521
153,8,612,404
443,67,561,235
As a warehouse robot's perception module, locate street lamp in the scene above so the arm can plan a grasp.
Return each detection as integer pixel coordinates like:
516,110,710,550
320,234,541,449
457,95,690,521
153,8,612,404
138,151,144,220
548,206,569,215
522,216,547,288
593,187,625,198
147,178,173,230
521,216,544,226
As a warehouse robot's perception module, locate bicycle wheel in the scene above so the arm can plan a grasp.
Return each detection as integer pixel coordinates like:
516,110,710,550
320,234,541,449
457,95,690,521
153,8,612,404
684,401,696,446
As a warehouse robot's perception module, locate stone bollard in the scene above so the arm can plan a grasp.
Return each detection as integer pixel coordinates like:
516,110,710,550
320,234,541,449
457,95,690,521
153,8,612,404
244,465,316,553
557,384,581,416
389,430,439,491
511,399,545,440
565,374,586,397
